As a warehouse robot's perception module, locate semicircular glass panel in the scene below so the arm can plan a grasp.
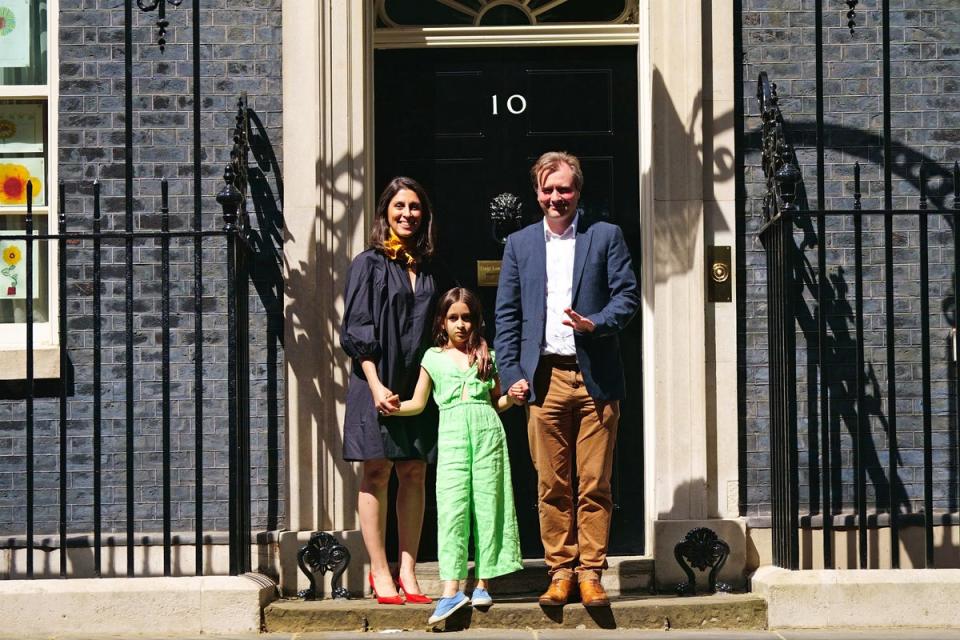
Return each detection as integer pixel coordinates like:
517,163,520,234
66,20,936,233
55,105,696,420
376,0,637,28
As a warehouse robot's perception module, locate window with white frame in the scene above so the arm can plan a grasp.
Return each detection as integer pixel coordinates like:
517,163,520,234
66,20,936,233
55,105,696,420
0,0,55,342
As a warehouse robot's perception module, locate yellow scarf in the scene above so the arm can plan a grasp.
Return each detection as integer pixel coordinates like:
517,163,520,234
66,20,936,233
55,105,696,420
382,230,417,267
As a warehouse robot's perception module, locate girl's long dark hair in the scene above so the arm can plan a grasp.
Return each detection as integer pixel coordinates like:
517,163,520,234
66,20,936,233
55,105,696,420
433,287,490,380
369,176,437,262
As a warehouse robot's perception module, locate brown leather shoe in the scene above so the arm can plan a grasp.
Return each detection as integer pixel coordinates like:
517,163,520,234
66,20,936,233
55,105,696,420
579,580,610,607
538,578,574,606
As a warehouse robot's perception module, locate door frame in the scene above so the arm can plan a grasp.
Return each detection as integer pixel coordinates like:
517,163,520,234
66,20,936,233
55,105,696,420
279,0,659,558
368,17,657,558
374,24,641,49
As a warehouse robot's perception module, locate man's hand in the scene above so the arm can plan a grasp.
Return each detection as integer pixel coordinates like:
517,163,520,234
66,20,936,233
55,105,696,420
508,379,530,404
373,386,401,415
562,308,596,333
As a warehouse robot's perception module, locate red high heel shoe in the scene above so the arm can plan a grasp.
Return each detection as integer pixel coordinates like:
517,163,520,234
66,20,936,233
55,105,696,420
368,572,404,605
397,577,432,604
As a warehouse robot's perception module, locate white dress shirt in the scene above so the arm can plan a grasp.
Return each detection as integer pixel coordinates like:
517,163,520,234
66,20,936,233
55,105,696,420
542,214,578,356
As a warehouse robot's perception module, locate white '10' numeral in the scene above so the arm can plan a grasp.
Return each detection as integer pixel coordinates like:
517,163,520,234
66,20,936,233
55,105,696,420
491,94,527,115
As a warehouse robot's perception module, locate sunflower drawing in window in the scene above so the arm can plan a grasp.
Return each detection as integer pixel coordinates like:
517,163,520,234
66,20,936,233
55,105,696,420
0,0,29,68
0,162,42,205
1,243,20,296
0,6,16,37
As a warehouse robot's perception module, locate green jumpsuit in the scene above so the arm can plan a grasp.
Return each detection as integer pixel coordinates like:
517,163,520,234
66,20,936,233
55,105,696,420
420,347,523,581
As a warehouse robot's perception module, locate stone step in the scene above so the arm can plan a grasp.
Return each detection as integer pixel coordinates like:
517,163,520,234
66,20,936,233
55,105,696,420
264,593,767,633
412,556,654,597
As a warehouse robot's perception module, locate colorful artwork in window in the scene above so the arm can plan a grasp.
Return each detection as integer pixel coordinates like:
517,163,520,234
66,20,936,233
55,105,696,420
376,0,637,27
0,0,29,68
0,158,43,206
0,236,39,299
0,102,42,152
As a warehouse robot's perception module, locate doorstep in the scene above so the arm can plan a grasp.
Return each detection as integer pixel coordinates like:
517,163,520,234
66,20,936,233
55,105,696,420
264,592,767,632
412,555,654,597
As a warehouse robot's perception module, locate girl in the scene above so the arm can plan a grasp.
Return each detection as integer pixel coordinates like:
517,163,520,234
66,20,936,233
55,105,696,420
392,287,523,624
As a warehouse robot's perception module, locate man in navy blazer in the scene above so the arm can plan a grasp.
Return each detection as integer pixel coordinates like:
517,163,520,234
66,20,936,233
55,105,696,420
495,152,639,607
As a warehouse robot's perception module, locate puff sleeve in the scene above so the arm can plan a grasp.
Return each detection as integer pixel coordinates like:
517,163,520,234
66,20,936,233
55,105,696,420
340,253,383,361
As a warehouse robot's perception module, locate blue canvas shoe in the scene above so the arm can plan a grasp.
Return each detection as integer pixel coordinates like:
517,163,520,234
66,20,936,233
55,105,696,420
470,587,493,608
427,591,470,624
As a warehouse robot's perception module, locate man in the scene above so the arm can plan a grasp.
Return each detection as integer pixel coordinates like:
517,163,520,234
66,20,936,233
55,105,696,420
494,151,639,607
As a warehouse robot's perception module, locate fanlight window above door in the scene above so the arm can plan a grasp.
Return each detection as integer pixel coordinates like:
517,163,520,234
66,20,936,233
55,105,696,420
376,0,638,27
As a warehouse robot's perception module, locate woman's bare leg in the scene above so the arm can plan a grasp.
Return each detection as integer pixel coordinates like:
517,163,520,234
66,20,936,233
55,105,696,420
395,459,427,594
360,458,399,598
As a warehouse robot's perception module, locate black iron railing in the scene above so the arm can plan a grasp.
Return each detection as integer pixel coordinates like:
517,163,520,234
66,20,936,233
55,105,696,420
5,96,254,579
756,73,799,569
0,0,273,580
759,71,960,570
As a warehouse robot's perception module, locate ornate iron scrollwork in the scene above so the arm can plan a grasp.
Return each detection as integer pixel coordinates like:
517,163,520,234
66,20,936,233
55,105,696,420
377,0,637,27
489,192,523,246
136,0,184,51
674,527,731,596
845,0,859,35
757,72,802,222
297,531,351,600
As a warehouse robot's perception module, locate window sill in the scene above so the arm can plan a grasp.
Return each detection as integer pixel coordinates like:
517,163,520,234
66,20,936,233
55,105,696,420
0,346,60,379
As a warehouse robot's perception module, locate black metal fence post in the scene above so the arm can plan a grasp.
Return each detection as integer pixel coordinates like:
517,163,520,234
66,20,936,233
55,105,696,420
160,179,172,576
25,181,35,578
918,165,933,567
58,181,68,578
757,72,800,569
92,180,102,577
218,169,251,576
852,163,867,569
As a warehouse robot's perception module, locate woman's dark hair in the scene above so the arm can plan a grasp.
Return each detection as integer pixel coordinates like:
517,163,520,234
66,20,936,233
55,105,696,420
432,287,490,379
369,176,437,261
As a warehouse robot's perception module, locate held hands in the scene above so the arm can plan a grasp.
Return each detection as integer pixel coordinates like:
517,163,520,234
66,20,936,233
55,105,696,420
373,386,401,415
508,379,529,405
562,308,596,333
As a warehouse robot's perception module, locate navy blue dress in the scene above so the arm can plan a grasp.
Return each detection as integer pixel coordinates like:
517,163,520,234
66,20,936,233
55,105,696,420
340,249,448,461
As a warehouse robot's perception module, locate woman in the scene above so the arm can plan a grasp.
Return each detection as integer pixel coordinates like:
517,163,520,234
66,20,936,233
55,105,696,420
341,176,448,604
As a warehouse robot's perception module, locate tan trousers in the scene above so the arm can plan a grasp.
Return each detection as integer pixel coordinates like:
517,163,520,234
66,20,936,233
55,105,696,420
527,356,619,582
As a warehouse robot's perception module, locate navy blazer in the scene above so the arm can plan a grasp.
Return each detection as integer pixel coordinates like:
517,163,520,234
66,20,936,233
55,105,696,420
494,216,640,404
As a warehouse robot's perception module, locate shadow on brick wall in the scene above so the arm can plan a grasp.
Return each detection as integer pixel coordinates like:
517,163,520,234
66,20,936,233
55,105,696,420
283,147,365,530
748,112,960,566
245,107,284,531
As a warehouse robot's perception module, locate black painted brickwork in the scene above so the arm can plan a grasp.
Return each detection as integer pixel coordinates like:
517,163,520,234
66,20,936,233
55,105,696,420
740,1,960,520
0,0,284,538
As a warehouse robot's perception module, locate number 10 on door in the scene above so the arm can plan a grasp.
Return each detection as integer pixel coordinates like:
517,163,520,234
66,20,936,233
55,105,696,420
491,94,527,115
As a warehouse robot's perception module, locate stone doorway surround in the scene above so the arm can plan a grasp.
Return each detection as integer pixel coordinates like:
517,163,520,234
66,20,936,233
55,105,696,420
279,0,743,596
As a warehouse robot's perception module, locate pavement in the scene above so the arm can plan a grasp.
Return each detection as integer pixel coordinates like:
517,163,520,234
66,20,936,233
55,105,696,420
9,632,960,639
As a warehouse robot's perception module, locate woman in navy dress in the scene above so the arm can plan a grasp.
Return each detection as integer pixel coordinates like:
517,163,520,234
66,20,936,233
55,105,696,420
341,177,451,604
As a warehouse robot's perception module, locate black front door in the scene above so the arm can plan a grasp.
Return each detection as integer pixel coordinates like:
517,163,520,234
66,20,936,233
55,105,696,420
375,45,643,559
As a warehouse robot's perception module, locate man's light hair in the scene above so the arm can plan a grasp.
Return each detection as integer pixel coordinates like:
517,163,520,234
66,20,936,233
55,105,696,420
530,151,583,192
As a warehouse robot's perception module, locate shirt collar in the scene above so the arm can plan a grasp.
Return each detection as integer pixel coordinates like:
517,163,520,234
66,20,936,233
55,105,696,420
543,212,578,241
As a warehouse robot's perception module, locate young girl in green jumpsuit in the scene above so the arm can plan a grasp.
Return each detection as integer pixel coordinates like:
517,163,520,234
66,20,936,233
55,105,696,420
393,287,523,624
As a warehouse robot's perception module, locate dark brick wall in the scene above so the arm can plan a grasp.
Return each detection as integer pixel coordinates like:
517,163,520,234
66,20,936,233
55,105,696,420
740,1,960,520
0,0,284,538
